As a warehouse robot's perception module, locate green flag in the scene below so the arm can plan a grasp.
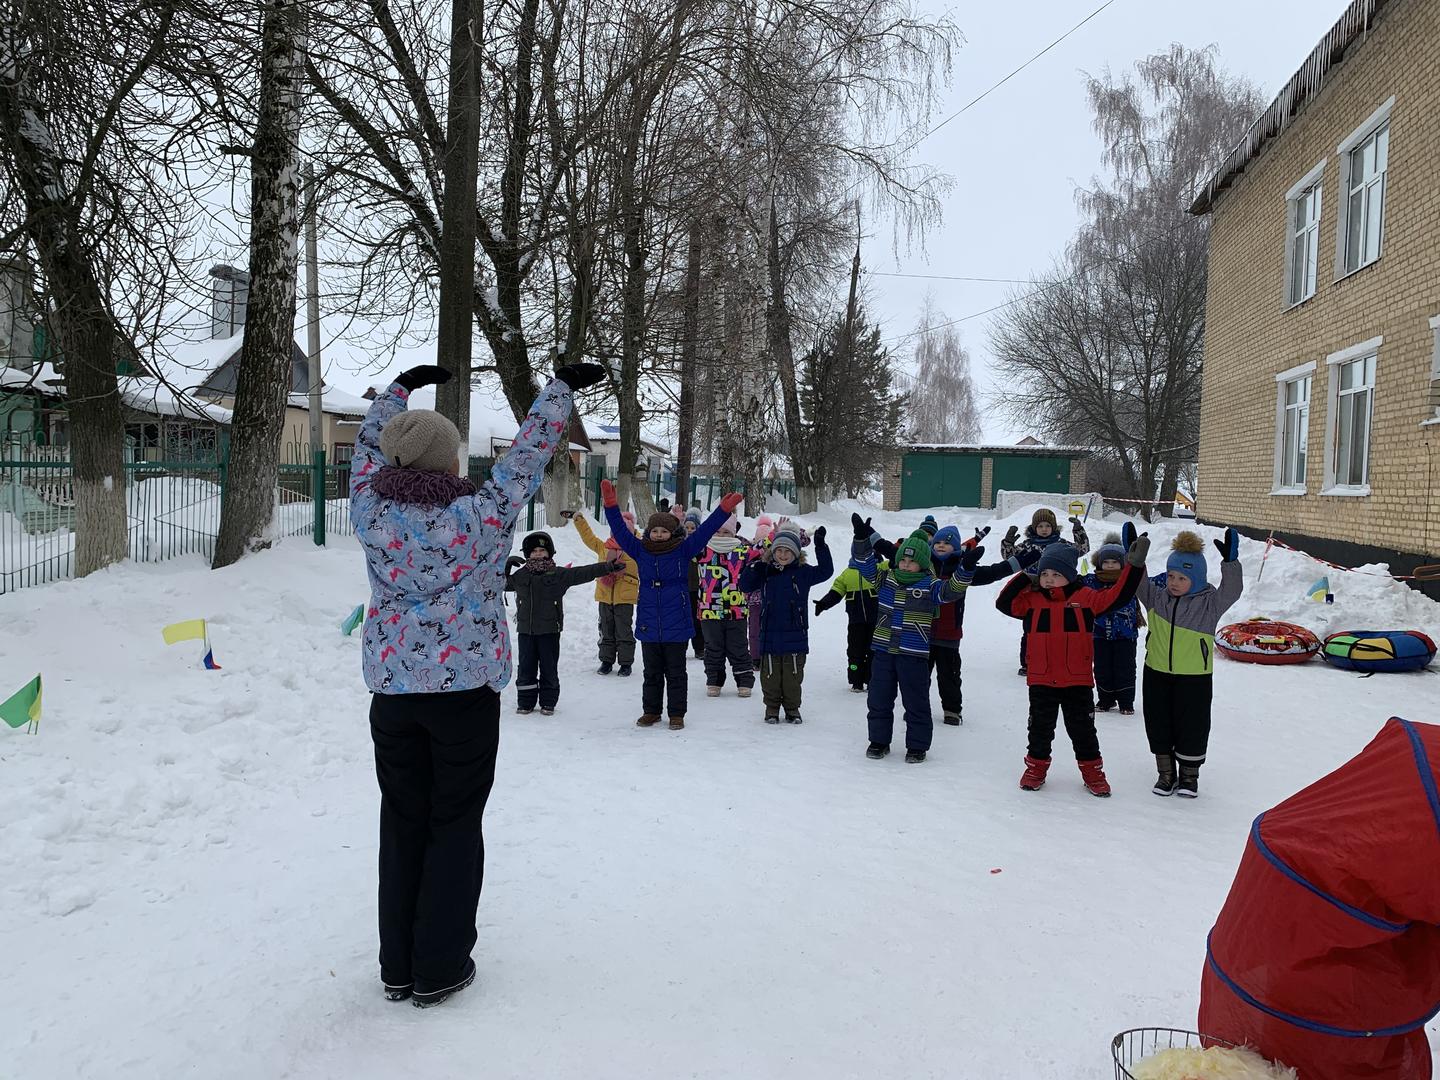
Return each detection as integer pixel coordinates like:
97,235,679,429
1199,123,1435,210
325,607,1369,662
1,675,41,733
341,604,365,636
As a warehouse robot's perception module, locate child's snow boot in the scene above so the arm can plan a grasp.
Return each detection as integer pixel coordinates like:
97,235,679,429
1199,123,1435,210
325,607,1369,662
737,686,752,698
942,710,961,726
784,711,802,724
617,664,632,677
706,686,722,698
1016,664,1028,677
383,980,413,1002
1119,706,1135,716
636,713,662,727
905,749,926,764
1078,758,1111,797
597,662,613,675
412,958,476,1009
764,711,781,724
1176,761,1201,798
540,707,555,716
850,685,866,694
668,715,685,730
866,742,890,759
516,706,534,715
1019,755,1050,790
1153,754,1177,796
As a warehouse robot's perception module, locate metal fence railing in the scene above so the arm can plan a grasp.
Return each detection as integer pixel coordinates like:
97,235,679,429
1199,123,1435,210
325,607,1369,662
0,455,357,595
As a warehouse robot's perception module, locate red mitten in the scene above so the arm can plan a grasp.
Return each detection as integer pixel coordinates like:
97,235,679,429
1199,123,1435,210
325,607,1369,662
719,492,743,513
601,479,618,509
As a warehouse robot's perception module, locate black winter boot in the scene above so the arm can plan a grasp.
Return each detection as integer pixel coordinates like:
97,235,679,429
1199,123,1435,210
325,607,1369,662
866,742,889,759
1153,755,1177,797
905,749,926,764
1176,761,1201,798
412,958,476,1009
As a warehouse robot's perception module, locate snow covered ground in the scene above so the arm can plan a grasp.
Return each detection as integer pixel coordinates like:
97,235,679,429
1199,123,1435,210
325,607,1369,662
2,499,1438,1078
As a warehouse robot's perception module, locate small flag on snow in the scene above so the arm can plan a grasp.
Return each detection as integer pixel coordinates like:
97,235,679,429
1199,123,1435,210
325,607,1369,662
341,604,365,636
163,619,221,669
1308,576,1330,601
1,675,41,734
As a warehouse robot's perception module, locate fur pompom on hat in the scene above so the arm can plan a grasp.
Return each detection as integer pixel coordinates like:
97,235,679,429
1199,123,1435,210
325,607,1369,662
379,409,461,472
752,515,775,543
1166,530,1209,593
1031,507,1058,529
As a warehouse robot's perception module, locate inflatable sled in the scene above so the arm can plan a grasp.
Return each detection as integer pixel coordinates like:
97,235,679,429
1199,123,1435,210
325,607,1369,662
1215,620,1320,665
1200,717,1440,1080
1320,630,1435,673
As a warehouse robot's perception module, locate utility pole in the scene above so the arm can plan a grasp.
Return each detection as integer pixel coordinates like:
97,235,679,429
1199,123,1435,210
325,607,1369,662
304,162,325,544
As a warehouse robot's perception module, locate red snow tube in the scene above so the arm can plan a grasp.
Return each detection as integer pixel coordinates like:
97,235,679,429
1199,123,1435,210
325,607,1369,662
1215,619,1321,665
1199,718,1440,1080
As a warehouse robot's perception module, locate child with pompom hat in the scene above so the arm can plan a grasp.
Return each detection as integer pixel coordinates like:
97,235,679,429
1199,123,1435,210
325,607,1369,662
1131,524,1244,797
1084,533,1144,714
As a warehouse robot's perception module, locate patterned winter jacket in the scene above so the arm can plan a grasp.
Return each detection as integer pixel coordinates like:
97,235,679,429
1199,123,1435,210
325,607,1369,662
1083,572,1143,641
606,503,729,643
1001,522,1091,561
736,536,834,654
351,379,571,694
572,512,640,606
850,540,974,659
696,538,762,620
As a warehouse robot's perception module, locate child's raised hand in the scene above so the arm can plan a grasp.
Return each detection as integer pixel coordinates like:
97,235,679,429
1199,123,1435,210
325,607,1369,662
1214,527,1239,562
1003,525,1019,545
813,525,827,544
960,544,985,570
851,513,873,540
1121,521,1137,551
559,509,576,521
719,492,743,513
1126,532,1151,566
600,479,618,508
1016,547,1042,570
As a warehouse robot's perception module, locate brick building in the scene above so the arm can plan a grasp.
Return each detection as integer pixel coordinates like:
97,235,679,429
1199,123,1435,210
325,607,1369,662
1192,0,1440,597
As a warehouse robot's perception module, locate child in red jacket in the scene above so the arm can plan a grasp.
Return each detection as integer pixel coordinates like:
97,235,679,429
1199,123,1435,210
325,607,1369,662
996,533,1149,796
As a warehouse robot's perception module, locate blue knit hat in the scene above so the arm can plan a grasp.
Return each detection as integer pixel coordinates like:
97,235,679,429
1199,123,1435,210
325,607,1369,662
1035,542,1080,584
919,514,939,537
931,524,962,551
684,508,702,527
1093,533,1126,568
1165,531,1209,594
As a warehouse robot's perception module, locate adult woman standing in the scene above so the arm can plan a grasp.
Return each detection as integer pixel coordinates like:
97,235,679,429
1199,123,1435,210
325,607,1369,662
350,361,603,1007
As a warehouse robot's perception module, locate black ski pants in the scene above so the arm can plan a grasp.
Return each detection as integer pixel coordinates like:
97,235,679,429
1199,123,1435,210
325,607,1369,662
597,602,636,666
928,644,962,715
1142,668,1213,764
1093,638,1137,710
370,685,500,993
1027,684,1100,761
846,622,873,689
702,619,754,688
642,641,689,718
516,632,560,709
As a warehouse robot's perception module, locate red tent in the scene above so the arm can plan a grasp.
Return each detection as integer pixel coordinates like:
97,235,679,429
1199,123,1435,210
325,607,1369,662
1200,717,1440,1078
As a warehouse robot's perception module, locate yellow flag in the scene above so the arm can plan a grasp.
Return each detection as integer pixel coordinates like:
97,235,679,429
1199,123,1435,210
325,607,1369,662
162,619,208,645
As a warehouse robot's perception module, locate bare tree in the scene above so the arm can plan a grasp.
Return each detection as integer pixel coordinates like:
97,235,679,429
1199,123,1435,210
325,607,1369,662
907,295,980,444
990,46,1260,515
214,0,307,567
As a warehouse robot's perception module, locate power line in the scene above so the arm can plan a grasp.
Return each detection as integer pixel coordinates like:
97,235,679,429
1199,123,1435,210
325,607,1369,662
869,271,1036,284
917,0,1120,146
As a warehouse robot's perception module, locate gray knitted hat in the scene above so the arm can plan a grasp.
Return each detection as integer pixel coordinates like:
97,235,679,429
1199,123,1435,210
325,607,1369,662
379,410,461,472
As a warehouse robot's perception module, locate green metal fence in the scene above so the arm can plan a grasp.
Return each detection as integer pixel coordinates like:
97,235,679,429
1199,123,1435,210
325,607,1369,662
0,454,357,595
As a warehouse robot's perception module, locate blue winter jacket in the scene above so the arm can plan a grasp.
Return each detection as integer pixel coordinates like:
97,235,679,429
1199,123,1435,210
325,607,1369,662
606,503,729,643
1083,572,1142,641
736,536,834,655
350,379,571,694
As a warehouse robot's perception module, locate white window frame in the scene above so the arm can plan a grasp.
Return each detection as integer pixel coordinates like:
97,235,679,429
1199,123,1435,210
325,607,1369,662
1321,337,1381,496
1283,160,1326,308
1430,315,1440,380
1334,97,1395,279
1271,361,1315,495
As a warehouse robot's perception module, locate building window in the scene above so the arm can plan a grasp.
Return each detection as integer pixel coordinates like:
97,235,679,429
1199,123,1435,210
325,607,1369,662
1273,369,1312,492
1322,339,1380,494
1284,162,1325,306
332,442,355,464
1335,98,1394,277
163,421,217,462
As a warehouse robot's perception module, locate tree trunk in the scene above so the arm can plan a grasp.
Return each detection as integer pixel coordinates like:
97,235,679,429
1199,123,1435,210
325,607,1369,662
764,201,815,514
0,42,129,576
435,0,483,463
213,0,306,568
615,95,647,511
674,219,702,511
1156,456,1180,518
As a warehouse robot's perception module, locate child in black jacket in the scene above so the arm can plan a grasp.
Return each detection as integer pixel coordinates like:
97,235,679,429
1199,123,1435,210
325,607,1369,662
506,531,623,715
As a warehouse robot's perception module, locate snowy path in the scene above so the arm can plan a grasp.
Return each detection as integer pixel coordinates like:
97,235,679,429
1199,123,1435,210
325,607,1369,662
3,502,1438,1078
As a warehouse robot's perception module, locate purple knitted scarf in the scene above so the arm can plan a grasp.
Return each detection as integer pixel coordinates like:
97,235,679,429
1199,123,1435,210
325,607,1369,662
371,466,477,507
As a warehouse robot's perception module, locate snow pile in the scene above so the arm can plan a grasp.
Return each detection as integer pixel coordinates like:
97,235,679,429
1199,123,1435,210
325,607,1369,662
2,498,1438,1078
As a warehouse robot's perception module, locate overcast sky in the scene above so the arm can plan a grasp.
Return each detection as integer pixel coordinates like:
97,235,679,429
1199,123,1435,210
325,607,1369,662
860,0,1344,442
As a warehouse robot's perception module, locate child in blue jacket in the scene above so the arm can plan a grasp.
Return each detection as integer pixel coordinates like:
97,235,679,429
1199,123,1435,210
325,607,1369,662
737,522,833,724
1084,533,1144,715
602,480,742,729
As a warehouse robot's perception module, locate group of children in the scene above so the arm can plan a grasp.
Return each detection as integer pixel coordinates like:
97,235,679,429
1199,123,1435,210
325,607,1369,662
503,496,1243,798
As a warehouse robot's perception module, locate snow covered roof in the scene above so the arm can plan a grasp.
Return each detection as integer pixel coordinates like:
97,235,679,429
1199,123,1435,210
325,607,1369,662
119,378,233,423
588,424,670,456
286,385,370,417
906,443,1096,456
0,363,65,396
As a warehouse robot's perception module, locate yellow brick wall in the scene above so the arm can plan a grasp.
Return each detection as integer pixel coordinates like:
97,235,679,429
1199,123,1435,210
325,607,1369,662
1198,0,1440,555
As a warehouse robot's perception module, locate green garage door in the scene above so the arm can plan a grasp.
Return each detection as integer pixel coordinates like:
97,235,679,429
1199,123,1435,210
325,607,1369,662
900,453,982,509
989,455,1070,507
